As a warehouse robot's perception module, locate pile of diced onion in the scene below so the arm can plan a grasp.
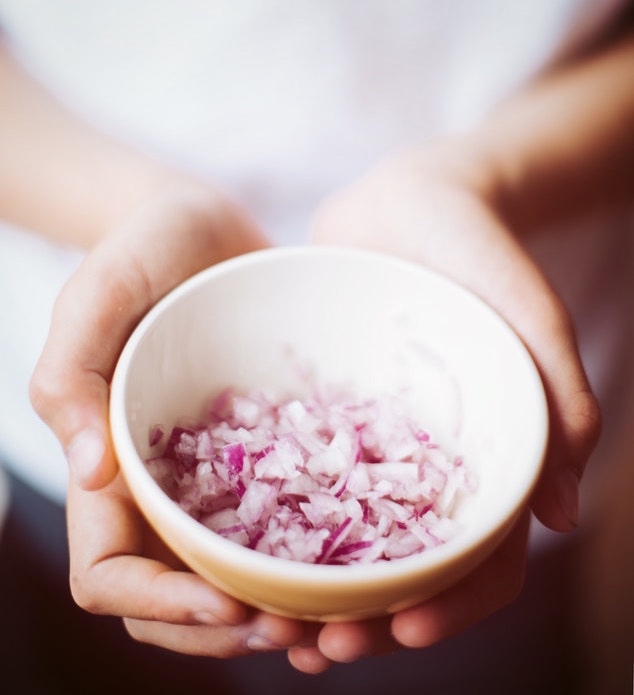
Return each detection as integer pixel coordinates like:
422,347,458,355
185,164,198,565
146,381,474,565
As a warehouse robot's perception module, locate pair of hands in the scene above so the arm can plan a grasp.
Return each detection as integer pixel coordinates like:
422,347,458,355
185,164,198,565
29,146,600,674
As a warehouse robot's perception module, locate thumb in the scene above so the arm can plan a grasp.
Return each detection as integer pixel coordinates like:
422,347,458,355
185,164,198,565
30,188,270,490
29,241,153,490
30,366,115,491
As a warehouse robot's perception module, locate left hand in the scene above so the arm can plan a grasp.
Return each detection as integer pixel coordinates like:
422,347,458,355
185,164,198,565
287,142,600,672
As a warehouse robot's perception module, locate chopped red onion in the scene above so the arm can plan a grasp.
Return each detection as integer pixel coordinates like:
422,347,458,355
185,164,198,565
146,381,475,564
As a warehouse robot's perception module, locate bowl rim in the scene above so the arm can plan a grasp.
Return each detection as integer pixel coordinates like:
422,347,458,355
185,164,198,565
110,245,549,585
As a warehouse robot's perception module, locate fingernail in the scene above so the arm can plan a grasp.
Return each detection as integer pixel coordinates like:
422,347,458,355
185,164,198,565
246,634,283,651
556,466,579,528
66,428,105,486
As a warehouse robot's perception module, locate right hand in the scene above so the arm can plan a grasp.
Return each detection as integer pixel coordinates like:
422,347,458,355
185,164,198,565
30,184,306,658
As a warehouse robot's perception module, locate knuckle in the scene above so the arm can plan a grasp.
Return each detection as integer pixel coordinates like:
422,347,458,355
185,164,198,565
28,364,64,421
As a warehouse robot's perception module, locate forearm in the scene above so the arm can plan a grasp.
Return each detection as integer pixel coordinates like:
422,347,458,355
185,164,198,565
0,40,186,248
480,26,634,233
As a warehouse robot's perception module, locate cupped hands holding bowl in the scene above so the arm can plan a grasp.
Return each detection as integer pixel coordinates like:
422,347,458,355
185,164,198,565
30,130,600,674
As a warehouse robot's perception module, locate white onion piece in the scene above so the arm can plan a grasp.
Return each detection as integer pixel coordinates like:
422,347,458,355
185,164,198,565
146,382,475,564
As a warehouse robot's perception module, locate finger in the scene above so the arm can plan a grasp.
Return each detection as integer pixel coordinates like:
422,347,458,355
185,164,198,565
317,616,397,663
68,472,305,659
74,555,247,627
30,190,268,490
124,611,304,659
287,646,334,674
462,206,602,532
529,371,601,530
478,248,601,531
391,508,530,648
67,475,246,626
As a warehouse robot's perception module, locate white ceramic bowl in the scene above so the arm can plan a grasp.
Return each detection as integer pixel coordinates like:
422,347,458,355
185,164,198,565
110,246,548,621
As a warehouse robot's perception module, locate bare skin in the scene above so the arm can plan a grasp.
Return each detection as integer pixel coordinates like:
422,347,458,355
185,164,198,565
1,23,630,673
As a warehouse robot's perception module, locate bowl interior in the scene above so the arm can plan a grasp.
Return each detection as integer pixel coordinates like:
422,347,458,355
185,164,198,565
111,246,547,588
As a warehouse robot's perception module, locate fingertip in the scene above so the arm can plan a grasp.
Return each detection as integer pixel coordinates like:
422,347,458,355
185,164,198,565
318,622,368,662
391,607,437,649
287,646,333,674
392,611,433,649
323,617,403,663
532,384,600,532
248,613,305,650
